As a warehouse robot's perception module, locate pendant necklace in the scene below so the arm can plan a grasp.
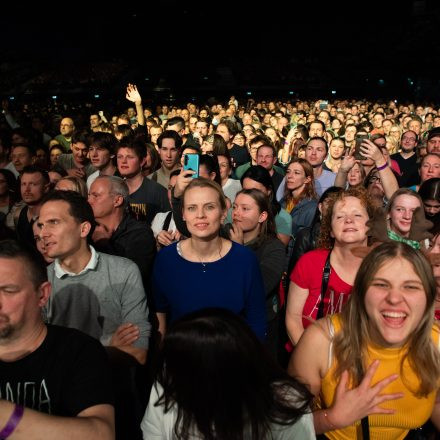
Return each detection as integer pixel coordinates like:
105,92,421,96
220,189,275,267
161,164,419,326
191,238,223,273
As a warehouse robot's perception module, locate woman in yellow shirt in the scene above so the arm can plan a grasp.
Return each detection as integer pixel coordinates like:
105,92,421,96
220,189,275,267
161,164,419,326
289,241,440,439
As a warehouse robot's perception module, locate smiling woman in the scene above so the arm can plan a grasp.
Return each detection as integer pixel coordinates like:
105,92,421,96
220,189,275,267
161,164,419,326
289,242,440,439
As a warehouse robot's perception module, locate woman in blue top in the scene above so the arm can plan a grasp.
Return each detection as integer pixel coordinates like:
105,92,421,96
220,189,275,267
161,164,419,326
153,178,267,340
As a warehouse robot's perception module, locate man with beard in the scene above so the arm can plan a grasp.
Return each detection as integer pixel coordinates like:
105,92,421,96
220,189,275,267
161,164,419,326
0,240,114,439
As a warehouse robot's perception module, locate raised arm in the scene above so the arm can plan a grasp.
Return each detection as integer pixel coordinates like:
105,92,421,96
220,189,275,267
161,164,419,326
126,84,145,126
360,139,399,199
334,155,357,188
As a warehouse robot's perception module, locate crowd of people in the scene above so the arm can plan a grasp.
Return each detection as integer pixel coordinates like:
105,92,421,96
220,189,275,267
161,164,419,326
0,87,439,439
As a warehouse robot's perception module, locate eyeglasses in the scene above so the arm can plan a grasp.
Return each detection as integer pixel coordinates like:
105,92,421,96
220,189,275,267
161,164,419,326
368,176,381,184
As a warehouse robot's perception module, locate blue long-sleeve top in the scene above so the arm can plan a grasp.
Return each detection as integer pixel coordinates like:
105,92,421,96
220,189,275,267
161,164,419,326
152,241,267,340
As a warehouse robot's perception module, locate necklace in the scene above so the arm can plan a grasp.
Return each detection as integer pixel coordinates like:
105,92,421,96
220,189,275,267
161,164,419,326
190,238,223,273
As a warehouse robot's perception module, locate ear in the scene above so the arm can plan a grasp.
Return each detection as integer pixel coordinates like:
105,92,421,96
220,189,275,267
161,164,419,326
113,195,124,208
258,211,268,224
140,156,147,168
80,221,92,238
304,176,312,184
37,281,51,307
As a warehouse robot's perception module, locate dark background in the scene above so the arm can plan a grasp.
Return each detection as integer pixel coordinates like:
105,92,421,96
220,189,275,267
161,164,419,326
1,0,440,104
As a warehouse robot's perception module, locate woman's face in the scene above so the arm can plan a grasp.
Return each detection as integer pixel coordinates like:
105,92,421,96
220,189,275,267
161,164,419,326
367,172,384,199
232,133,246,147
365,257,427,348
183,187,225,239
198,164,215,181
388,194,421,237
265,128,278,144
232,193,266,233
329,140,345,160
347,163,363,187
420,155,440,183
286,162,309,195
201,140,214,153
217,156,231,181
330,196,369,246
331,119,341,131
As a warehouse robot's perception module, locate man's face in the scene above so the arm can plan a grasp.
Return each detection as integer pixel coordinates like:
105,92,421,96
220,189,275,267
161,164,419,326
60,118,74,137
181,109,190,122
195,121,209,137
256,146,276,171
0,257,49,340
71,142,89,165
248,141,263,163
159,138,179,170
117,147,144,178
127,108,136,119
38,200,90,260
11,146,33,172
20,172,48,206
427,135,440,154
150,127,163,145
89,144,112,170
400,131,417,153
305,139,327,167
90,114,101,128
189,117,198,133
408,120,421,135
309,122,324,138
88,179,117,219
372,114,384,128
344,126,357,142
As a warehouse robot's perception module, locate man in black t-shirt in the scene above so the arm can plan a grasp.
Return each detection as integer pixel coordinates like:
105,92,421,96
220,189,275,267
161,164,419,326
390,130,420,187
0,240,114,439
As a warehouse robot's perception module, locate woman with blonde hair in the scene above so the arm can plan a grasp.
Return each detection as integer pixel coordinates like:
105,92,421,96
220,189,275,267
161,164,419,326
54,176,88,197
289,241,440,439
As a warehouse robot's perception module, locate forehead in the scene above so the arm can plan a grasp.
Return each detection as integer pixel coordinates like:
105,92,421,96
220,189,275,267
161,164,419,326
91,178,111,192
333,196,365,211
40,200,73,219
184,186,220,204
307,139,326,149
117,147,139,157
72,142,88,150
429,136,440,142
21,172,43,183
12,146,30,155
161,138,176,147
257,146,273,154
423,155,440,165
392,194,421,207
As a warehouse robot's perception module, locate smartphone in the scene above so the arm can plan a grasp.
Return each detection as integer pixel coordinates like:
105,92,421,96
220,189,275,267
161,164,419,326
319,100,329,110
354,135,369,160
183,153,200,178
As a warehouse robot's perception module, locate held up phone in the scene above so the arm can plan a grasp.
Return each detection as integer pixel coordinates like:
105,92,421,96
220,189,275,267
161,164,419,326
183,153,200,178
319,100,329,110
354,134,369,160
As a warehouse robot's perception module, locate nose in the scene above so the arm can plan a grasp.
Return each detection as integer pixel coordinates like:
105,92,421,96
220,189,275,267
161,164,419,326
385,287,403,305
402,210,412,219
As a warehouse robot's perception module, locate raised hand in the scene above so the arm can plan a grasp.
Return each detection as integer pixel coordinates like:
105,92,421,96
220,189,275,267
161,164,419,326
126,83,142,104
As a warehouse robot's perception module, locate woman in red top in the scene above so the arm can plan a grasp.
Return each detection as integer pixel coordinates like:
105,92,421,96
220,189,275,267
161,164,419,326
285,187,375,345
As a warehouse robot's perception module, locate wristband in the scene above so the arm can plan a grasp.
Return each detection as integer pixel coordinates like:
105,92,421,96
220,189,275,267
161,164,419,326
0,404,24,439
376,162,388,171
323,410,336,430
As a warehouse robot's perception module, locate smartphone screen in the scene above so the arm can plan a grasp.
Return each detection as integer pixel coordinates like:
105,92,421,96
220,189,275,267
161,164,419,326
183,153,200,178
354,135,368,160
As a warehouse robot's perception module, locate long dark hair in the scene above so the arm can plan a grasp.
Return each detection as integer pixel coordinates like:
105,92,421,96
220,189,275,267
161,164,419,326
155,308,312,440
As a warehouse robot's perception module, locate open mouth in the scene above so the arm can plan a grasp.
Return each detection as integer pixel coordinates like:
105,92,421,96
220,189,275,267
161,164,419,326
381,311,407,327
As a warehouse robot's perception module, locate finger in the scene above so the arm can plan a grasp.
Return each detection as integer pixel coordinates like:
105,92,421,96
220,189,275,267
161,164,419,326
361,360,380,388
371,374,399,394
374,392,404,405
119,327,140,339
335,370,349,397
116,323,134,333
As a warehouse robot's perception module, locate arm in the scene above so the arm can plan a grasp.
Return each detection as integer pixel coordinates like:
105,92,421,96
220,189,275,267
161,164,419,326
156,312,166,340
126,84,144,126
0,401,114,440
285,281,309,345
360,139,399,199
334,155,357,188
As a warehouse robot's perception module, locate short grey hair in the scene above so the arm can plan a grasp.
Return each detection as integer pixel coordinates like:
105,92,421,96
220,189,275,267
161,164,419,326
95,175,129,208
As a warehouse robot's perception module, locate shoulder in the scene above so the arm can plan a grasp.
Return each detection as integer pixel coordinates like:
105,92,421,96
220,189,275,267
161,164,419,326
155,242,179,261
98,251,139,271
298,248,329,265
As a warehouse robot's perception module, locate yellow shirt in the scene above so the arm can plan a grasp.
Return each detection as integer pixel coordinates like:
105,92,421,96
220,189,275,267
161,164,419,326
321,314,439,440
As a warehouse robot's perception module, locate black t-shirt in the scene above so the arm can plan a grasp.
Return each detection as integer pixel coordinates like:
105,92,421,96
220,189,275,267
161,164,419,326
0,325,113,415
128,178,170,224
229,144,250,168
390,152,420,187
271,170,284,193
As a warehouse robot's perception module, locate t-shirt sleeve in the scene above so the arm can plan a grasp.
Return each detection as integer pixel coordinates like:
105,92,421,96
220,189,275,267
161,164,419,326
276,209,293,236
140,383,173,439
290,252,312,288
62,332,114,415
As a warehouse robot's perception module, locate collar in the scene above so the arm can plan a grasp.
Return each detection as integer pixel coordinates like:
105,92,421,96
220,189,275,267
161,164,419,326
54,245,99,278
